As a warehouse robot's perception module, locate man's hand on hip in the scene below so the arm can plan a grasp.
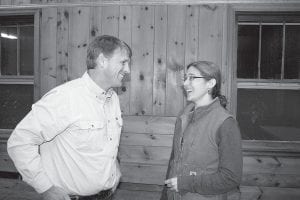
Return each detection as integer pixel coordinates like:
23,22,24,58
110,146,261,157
42,186,70,200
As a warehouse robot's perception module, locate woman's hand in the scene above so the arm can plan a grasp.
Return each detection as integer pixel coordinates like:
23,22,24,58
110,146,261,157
164,177,178,192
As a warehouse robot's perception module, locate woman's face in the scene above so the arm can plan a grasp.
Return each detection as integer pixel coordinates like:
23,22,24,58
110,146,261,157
183,66,211,104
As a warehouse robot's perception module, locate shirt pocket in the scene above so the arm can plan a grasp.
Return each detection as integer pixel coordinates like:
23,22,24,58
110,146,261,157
68,120,106,150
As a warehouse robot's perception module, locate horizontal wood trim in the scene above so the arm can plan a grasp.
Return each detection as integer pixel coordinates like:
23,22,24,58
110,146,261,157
120,132,173,147
113,186,300,200
0,129,12,142
237,81,300,90
122,115,176,135
118,148,300,174
1,178,300,200
120,162,167,185
0,76,34,85
0,153,17,173
118,182,163,192
1,1,300,8
113,189,160,200
242,140,300,155
238,22,300,25
243,156,300,174
119,145,171,165
242,173,300,188
240,186,300,200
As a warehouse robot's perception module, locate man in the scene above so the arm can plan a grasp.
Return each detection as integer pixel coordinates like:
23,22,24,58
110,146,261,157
7,35,132,200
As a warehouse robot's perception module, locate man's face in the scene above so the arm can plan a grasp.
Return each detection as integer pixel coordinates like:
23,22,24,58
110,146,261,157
103,47,131,88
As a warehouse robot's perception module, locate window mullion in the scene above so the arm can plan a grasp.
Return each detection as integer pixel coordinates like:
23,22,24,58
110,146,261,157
258,22,262,79
17,24,20,76
281,22,286,80
0,26,1,76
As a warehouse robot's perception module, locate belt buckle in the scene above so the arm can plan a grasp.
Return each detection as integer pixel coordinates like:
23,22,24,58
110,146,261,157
69,195,80,200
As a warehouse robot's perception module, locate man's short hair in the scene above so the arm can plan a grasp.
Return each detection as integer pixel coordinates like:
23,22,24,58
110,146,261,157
86,35,132,69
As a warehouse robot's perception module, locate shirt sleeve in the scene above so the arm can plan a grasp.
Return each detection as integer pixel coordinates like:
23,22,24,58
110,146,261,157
177,117,243,195
7,88,71,193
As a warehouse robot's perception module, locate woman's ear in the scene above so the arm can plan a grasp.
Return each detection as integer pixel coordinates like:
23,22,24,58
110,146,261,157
207,78,217,89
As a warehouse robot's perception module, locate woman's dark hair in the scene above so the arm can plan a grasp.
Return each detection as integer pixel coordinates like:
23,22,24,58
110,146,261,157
86,35,132,69
186,61,227,108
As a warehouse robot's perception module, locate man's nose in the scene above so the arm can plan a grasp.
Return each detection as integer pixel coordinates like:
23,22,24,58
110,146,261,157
124,63,130,74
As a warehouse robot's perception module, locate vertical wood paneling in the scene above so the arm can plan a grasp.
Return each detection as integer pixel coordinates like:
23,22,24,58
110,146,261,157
34,10,41,101
0,0,12,4
185,5,199,66
101,6,119,37
30,4,231,116
226,5,237,114
130,6,154,116
118,5,132,114
89,6,102,42
166,5,186,116
13,0,30,4
198,4,224,67
56,7,69,85
153,5,167,115
40,7,57,95
221,5,233,109
68,6,90,80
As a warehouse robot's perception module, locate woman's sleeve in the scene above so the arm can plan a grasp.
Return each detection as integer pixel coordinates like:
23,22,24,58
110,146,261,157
177,117,243,195
160,117,181,200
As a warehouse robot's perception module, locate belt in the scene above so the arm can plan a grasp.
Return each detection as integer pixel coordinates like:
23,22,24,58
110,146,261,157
69,189,113,200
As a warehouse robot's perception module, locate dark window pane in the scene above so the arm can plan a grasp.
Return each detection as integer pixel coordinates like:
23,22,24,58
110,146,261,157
0,85,33,129
261,25,283,79
0,15,34,26
20,26,34,75
285,25,300,79
237,89,300,141
1,26,17,75
237,25,259,78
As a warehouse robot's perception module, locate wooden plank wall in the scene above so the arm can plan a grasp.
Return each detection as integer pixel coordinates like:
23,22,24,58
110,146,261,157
2,1,300,200
0,2,229,117
117,116,300,200
1,117,300,200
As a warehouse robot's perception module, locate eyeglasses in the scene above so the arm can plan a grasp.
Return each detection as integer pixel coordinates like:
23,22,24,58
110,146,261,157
183,74,207,82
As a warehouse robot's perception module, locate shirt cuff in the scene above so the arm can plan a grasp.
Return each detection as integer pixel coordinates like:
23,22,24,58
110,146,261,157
178,175,194,193
28,173,53,193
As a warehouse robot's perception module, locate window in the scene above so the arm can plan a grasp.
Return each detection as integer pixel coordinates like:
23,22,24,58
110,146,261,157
236,13,300,141
0,15,34,129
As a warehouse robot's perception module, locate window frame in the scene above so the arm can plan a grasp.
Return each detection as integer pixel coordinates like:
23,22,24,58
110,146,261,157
228,4,300,144
237,20,300,89
0,9,40,133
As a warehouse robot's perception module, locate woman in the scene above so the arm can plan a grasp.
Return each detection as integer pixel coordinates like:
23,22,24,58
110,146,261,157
161,61,243,200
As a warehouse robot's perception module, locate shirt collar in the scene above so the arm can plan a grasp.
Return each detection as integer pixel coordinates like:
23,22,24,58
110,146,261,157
82,71,114,100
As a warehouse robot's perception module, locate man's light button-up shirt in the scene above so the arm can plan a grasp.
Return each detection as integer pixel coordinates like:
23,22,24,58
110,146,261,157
7,72,123,196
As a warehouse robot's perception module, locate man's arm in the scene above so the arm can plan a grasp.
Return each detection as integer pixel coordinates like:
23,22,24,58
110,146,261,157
7,89,71,194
